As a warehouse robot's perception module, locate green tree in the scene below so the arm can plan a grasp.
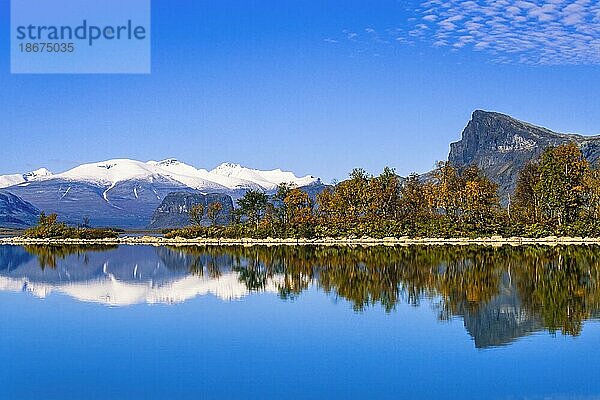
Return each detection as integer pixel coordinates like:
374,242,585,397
583,169,600,222
237,190,269,229
272,182,295,232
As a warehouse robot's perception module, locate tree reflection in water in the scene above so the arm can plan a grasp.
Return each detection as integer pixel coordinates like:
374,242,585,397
17,244,600,347
170,245,600,345
24,245,118,270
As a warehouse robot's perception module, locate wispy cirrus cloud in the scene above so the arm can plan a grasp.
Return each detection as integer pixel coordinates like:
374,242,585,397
410,0,600,65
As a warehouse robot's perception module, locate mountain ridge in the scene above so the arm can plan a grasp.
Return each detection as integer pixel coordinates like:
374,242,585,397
448,110,600,202
0,159,318,192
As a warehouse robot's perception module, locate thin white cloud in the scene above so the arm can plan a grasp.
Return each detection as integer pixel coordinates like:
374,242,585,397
408,0,600,65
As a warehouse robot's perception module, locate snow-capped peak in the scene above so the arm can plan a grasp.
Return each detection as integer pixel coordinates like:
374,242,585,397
0,167,53,189
57,159,162,186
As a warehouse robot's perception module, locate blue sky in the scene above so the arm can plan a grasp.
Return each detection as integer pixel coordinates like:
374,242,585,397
1,0,600,182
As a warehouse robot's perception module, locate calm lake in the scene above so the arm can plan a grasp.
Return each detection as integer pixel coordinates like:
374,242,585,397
1,244,600,399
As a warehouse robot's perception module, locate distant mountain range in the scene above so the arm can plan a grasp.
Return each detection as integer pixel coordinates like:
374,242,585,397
0,159,319,192
2,110,600,229
0,159,321,228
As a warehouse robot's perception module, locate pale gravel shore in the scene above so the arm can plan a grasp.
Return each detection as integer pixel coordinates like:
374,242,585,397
2,235,600,247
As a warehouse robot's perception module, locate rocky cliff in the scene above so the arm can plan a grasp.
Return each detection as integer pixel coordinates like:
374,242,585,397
448,110,600,202
148,192,234,229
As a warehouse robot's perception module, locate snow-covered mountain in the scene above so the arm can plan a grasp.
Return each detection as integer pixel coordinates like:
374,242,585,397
0,168,52,189
1,159,318,192
209,162,317,190
0,158,321,228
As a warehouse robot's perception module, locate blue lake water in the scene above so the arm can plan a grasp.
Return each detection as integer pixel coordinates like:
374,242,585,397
1,244,600,399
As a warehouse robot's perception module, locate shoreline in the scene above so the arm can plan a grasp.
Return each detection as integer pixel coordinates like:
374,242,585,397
3,235,600,247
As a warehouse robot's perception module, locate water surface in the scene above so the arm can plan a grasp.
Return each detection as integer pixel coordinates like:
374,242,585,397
1,244,600,399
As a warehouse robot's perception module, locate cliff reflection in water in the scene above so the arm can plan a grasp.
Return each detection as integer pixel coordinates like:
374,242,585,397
1,244,600,348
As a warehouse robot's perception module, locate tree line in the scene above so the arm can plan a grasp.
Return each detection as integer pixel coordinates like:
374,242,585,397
168,142,600,239
24,212,119,239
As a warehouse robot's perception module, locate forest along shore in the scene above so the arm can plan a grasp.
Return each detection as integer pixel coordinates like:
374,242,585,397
3,235,600,247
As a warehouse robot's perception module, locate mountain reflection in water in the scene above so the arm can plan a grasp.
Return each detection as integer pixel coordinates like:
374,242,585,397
1,244,600,348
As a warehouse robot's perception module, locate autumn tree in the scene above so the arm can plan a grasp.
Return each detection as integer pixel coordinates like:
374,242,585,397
315,187,335,226
512,161,542,224
535,143,588,226
284,188,315,235
189,203,205,227
461,165,501,226
424,162,501,229
207,201,223,226
367,167,402,220
399,173,430,222
39,212,58,226
432,161,464,222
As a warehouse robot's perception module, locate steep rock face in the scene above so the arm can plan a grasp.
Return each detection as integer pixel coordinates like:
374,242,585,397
448,110,600,202
148,192,234,229
0,191,40,228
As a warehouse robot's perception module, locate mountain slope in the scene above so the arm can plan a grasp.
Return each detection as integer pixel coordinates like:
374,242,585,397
7,175,199,228
448,110,600,202
0,190,40,228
